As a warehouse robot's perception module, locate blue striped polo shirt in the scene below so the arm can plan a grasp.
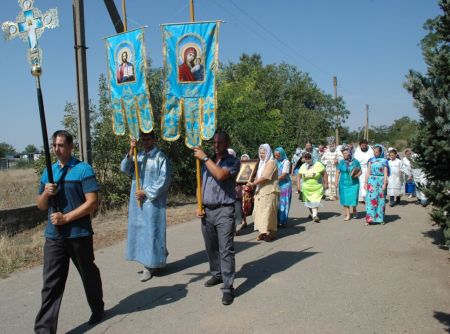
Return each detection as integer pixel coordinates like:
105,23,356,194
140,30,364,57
39,157,99,239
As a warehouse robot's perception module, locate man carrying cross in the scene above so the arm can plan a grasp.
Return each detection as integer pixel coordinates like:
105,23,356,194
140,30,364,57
34,130,104,333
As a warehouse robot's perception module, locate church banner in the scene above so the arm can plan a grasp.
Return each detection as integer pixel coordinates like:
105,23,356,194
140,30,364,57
105,28,153,138
161,21,220,148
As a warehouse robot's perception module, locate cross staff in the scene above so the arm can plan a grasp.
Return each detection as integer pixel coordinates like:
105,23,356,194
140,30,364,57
2,0,58,191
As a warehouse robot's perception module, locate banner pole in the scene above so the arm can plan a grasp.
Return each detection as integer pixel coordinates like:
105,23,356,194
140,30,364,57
121,0,140,207
189,0,203,213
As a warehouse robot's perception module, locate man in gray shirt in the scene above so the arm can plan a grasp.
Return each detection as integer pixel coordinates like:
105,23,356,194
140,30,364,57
193,131,240,305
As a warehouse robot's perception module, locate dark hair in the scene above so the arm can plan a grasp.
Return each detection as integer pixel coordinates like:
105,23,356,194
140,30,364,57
214,130,230,143
389,149,397,155
303,152,312,159
140,130,156,139
374,146,382,153
359,139,368,145
52,130,73,145
341,147,349,153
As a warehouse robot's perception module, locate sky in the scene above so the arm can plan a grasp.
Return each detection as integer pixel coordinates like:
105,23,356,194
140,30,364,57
0,0,441,151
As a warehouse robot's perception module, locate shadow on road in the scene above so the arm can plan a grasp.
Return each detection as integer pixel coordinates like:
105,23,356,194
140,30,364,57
422,228,447,248
384,214,401,224
235,248,318,297
161,241,259,277
434,311,450,333
67,284,189,334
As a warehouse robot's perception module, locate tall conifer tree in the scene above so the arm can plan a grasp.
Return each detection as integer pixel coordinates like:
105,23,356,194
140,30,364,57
404,0,450,244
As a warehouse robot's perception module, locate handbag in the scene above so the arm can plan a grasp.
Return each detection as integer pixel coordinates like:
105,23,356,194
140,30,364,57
351,167,361,178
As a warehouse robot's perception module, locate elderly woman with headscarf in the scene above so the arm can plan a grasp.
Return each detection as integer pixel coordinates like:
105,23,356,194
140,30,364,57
297,152,328,222
274,147,292,228
364,145,389,225
247,144,279,241
335,147,361,220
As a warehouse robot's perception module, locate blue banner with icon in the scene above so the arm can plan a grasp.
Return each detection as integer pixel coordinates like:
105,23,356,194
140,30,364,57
105,28,153,138
161,21,219,148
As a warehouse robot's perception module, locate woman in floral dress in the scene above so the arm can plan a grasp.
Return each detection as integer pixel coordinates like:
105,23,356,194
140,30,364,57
364,145,389,225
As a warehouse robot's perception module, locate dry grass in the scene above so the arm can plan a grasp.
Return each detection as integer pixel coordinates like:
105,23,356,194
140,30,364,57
0,168,38,209
0,197,198,279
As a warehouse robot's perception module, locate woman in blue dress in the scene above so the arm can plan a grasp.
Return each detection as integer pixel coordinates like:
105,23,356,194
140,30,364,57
364,145,389,225
335,147,361,220
274,147,292,228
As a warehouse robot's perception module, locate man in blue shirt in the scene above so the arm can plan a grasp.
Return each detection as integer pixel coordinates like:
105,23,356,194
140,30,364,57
34,130,104,333
194,131,240,305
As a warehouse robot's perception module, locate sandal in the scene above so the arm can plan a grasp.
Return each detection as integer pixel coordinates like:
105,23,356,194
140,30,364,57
344,216,350,221
265,234,276,242
256,233,266,241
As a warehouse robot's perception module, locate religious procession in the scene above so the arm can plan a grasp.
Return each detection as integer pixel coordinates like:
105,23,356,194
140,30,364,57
1,1,449,333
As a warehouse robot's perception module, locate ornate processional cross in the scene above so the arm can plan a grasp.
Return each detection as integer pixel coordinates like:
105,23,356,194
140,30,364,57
2,0,58,70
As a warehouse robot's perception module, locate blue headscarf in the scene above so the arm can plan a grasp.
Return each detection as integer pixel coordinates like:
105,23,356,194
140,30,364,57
274,147,288,171
369,144,390,176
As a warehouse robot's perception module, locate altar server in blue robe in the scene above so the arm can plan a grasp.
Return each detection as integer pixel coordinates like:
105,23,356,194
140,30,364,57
121,131,171,281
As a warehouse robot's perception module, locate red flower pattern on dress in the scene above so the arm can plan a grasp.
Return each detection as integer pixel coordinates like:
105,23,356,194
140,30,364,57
371,199,378,207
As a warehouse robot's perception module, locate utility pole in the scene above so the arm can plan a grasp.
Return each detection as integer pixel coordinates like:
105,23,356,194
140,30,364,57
103,0,125,33
72,0,91,163
365,104,369,141
333,76,339,146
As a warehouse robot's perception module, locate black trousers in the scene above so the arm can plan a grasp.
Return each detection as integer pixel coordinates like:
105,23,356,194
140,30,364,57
201,205,235,293
34,236,104,334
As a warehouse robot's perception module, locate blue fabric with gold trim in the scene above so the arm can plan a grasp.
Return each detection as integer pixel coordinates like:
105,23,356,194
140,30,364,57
105,28,153,139
161,22,219,148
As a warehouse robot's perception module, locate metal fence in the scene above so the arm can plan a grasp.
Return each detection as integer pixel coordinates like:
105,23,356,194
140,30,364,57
0,158,10,170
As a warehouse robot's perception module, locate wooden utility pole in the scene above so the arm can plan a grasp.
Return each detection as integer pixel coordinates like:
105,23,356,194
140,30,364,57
103,0,125,33
333,76,339,146
73,0,92,163
365,104,369,141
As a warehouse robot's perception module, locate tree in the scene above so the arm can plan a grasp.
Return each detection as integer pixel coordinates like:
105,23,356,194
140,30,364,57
24,144,38,154
404,0,450,245
218,53,349,156
0,142,15,157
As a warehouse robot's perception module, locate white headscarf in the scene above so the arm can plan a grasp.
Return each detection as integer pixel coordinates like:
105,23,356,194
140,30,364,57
257,143,273,179
227,148,236,157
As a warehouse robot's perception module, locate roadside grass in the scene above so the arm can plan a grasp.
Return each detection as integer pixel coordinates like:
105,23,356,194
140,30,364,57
0,196,197,279
0,168,38,209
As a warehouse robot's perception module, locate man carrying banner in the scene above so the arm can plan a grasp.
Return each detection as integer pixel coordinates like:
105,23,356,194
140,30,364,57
121,131,171,282
194,131,240,305
35,130,104,333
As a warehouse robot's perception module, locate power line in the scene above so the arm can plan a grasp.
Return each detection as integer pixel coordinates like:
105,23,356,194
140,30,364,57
209,0,352,95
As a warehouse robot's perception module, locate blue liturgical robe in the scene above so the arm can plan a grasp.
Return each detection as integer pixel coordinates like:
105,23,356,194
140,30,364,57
121,146,171,268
